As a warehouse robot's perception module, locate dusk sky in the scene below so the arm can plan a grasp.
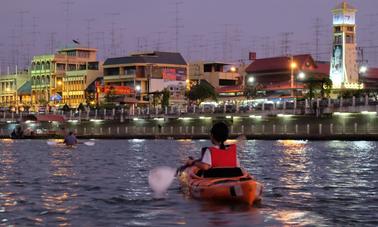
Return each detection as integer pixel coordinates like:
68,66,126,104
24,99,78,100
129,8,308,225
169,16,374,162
1,0,378,71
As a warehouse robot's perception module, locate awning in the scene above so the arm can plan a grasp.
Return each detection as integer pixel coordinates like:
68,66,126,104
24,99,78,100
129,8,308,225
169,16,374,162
22,114,66,122
50,93,62,101
17,81,32,95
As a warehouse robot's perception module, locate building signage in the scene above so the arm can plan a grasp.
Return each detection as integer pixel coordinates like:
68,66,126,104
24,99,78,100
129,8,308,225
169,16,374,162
99,85,135,95
162,68,186,81
330,45,344,87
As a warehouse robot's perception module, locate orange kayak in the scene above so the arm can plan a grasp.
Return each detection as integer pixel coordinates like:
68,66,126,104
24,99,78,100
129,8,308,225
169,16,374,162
178,166,263,205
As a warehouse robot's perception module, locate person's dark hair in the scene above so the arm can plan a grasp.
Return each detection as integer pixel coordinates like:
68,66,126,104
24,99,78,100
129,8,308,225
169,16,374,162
69,131,74,136
210,122,229,149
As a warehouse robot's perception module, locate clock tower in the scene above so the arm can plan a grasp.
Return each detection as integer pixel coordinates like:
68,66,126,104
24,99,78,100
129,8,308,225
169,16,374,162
330,1,361,89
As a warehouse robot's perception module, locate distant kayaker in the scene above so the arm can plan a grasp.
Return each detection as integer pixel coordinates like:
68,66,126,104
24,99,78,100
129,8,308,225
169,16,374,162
185,122,239,171
64,131,77,146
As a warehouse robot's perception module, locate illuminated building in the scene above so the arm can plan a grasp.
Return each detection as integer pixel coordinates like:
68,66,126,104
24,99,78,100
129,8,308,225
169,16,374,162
245,55,328,97
103,51,188,106
330,1,361,89
0,71,30,106
188,62,243,98
31,47,101,107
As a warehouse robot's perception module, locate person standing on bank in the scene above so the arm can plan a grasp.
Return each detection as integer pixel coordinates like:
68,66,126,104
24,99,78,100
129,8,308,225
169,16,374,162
185,122,239,171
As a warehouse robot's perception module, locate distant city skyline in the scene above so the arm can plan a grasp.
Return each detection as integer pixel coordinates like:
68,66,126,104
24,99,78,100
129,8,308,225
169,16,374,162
0,0,378,72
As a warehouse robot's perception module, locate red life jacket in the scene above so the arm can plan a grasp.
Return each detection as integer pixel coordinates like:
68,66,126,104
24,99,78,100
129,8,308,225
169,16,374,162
209,144,237,168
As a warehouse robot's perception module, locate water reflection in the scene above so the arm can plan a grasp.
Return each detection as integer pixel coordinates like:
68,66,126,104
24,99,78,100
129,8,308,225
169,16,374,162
276,140,311,187
0,139,17,225
40,147,78,226
1,140,377,226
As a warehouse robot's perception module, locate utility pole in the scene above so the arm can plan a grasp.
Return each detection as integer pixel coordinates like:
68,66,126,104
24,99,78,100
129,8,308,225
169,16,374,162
62,0,74,46
171,1,183,52
85,18,95,48
313,18,322,61
280,32,293,56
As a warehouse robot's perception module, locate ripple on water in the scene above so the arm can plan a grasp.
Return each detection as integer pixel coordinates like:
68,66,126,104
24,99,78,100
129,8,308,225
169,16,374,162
0,139,377,226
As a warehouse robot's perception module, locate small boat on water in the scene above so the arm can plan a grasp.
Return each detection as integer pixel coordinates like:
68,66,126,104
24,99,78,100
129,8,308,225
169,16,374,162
178,166,263,205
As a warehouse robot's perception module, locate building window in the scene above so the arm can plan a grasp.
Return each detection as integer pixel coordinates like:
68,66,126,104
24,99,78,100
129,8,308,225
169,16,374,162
57,64,65,71
68,64,76,71
79,64,86,70
204,64,212,72
67,51,76,57
219,79,236,86
105,67,120,76
346,34,354,43
88,62,98,70
78,51,90,58
125,66,136,75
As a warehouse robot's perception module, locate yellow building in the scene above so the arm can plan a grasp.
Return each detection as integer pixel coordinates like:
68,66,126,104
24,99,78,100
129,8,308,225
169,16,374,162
31,46,101,107
63,61,101,107
0,71,31,107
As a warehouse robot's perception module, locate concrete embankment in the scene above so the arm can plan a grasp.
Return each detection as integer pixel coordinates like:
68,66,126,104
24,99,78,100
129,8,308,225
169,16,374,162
2,113,378,140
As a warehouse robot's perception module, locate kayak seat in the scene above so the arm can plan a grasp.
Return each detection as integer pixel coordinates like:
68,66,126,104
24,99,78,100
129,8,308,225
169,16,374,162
197,168,244,178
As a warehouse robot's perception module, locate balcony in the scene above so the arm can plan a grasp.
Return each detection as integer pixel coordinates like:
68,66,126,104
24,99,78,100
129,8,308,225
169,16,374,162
104,74,135,82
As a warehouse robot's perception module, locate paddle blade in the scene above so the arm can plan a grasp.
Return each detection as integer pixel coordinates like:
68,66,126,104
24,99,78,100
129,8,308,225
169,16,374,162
47,141,57,146
84,141,95,146
148,166,176,197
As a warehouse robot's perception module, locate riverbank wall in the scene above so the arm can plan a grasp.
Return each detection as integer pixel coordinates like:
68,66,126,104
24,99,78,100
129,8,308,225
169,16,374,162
2,112,378,140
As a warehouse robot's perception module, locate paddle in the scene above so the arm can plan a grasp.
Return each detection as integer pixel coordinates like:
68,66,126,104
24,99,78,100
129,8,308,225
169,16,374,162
148,166,177,198
148,135,247,197
46,141,96,146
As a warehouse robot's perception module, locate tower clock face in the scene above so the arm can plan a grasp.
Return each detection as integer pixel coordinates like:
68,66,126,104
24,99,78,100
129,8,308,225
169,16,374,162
343,12,355,25
333,11,355,25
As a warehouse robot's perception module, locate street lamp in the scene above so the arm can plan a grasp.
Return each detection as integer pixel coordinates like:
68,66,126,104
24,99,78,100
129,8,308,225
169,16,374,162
248,76,255,84
298,72,305,80
290,57,297,97
135,85,141,92
230,66,236,72
359,65,368,74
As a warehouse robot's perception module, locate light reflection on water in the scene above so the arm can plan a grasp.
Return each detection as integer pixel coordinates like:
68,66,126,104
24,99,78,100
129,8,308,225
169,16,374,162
0,139,377,226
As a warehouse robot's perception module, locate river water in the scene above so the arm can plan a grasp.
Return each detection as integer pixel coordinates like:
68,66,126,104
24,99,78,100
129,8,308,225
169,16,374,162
0,139,377,226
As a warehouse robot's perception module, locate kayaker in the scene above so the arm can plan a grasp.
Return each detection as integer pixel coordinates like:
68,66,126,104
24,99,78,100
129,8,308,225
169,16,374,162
63,131,78,146
185,122,239,171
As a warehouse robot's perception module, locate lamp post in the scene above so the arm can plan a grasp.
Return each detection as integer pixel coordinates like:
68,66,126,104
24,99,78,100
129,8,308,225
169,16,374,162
290,56,297,97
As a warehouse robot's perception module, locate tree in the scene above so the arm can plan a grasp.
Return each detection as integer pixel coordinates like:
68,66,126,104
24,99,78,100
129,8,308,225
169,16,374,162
161,88,170,108
320,78,333,98
303,77,333,100
152,92,161,108
244,83,262,99
187,81,217,104
62,103,70,112
77,103,85,112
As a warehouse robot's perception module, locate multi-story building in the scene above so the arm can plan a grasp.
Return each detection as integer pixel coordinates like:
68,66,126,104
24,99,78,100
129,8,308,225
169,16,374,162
31,46,100,107
103,51,188,106
0,71,31,107
245,54,329,98
188,61,243,97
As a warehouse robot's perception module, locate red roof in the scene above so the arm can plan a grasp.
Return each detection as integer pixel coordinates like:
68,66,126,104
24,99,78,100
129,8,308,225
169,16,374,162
245,54,315,73
315,62,330,75
366,68,378,79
